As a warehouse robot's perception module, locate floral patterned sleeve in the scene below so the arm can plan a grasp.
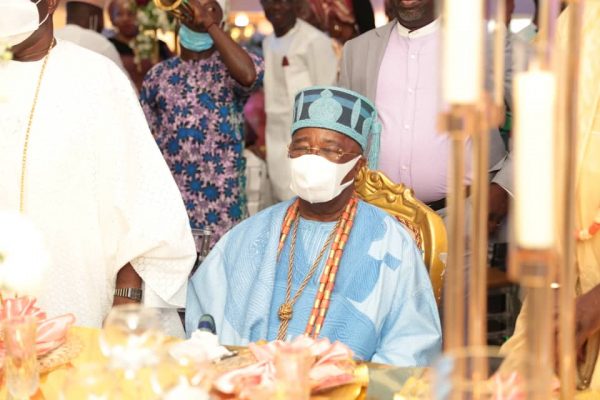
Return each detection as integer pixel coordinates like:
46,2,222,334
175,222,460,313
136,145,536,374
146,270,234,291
232,48,264,98
139,66,160,136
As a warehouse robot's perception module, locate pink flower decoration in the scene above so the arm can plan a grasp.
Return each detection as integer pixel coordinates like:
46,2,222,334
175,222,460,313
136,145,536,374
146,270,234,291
214,336,356,397
0,296,75,360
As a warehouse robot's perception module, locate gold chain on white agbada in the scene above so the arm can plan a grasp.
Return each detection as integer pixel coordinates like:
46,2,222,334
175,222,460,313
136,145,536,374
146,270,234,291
19,39,54,213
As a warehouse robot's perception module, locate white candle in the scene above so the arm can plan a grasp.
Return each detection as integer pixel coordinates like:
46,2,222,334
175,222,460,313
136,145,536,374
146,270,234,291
442,0,484,104
513,70,556,249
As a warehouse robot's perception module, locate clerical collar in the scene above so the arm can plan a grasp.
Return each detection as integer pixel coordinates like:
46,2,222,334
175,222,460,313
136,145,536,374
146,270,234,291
396,18,440,39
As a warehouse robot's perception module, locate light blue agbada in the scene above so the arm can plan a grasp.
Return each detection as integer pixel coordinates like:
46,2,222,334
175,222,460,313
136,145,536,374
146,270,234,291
186,86,441,366
185,199,442,366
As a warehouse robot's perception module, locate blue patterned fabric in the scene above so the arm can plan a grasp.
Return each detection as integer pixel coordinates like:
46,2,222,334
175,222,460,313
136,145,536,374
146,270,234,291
291,86,382,169
140,51,264,244
186,200,442,366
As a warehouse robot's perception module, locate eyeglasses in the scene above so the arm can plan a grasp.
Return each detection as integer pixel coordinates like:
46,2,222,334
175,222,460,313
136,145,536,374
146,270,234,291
287,145,361,162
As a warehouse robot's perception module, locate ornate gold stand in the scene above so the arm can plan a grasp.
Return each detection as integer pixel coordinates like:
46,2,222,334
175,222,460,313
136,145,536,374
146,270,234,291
557,0,584,397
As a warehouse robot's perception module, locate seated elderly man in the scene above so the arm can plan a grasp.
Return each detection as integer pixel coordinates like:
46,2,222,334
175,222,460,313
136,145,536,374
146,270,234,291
186,86,441,366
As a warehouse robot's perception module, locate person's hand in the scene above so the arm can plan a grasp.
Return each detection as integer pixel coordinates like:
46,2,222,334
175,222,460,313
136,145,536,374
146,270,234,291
248,144,266,160
175,0,221,32
488,183,509,236
575,285,600,360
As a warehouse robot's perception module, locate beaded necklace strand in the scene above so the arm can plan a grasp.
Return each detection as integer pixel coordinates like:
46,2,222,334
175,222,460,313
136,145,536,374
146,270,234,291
275,196,358,340
576,208,600,241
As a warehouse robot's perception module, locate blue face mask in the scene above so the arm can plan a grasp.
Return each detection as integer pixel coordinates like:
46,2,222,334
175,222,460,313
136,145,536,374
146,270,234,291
179,25,214,52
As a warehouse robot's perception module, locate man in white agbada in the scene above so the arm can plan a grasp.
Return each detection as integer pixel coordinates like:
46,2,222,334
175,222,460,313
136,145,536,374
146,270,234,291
0,0,196,337
54,0,128,76
261,0,338,201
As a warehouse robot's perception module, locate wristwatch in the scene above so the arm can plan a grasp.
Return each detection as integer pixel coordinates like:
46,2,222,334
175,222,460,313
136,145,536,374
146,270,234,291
114,287,143,302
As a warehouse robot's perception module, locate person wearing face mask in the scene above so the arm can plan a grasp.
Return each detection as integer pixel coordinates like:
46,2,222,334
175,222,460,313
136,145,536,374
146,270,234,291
140,0,263,245
0,0,196,336
186,86,441,366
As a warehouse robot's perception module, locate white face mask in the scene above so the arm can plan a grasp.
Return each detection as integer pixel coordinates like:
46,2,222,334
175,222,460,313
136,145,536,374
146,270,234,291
0,0,48,48
289,154,360,204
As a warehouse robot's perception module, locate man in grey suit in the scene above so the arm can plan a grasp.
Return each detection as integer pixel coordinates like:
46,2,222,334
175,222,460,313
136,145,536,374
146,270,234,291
338,0,512,241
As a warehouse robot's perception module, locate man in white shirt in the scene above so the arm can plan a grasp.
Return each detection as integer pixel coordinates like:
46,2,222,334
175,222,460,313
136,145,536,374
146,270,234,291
55,0,128,76
0,0,195,337
261,0,338,201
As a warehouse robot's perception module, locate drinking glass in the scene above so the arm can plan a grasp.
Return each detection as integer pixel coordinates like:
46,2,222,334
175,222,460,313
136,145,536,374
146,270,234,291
274,346,314,400
99,304,164,381
3,316,39,399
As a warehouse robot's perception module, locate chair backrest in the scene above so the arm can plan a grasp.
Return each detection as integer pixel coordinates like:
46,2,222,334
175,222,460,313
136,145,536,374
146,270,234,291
354,167,447,306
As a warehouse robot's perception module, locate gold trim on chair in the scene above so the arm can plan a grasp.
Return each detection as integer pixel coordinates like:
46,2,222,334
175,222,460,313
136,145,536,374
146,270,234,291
354,167,448,306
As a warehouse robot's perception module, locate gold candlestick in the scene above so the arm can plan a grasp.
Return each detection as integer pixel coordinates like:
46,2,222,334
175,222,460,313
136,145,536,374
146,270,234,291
509,249,556,399
509,12,564,398
511,66,558,399
557,0,584,396
441,0,507,352
441,107,471,352
468,102,490,350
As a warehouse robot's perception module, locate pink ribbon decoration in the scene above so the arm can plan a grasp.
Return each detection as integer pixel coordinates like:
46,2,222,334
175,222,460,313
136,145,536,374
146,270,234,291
492,371,525,400
0,296,76,359
214,336,355,397
490,370,561,399
0,296,47,321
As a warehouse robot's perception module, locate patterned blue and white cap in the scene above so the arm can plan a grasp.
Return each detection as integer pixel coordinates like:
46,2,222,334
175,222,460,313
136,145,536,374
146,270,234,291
291,86,382,169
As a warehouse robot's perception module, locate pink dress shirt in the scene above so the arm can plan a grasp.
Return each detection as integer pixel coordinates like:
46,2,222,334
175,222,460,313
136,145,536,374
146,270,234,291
375,21,472,203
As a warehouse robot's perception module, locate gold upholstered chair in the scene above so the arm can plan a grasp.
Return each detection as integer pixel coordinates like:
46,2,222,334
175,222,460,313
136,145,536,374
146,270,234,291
354,167,448,307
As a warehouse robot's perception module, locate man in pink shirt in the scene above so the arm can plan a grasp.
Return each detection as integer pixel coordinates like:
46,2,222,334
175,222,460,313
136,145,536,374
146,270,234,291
338,0,511,237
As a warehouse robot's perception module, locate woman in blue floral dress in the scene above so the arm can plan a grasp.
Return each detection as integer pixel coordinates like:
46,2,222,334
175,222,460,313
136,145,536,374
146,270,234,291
140,0,264,243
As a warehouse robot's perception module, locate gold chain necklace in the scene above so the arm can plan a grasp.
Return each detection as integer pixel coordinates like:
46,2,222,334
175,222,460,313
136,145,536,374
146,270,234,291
19,39,54,213
276,215,340,341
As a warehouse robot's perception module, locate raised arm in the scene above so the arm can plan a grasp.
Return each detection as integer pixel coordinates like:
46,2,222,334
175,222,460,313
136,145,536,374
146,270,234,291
177,0,257,87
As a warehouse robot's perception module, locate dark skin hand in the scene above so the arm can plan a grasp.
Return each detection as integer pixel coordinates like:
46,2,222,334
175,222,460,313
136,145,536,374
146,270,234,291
549,282,600,371
328,13,357,44
291,127,365,222
261,0,298,38
11,0,58,62
575,284,600,361
488,182,509,236
391,0,436,31
113,263,143,306
248,143,267,160
171,0,257,87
